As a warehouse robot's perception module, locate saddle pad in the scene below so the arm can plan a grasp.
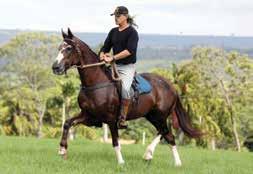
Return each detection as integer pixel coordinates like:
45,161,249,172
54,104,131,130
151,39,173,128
132,74,152,94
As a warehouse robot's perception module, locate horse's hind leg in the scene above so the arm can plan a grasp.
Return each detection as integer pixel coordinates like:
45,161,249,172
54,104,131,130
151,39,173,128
143,134,162,160
58,111,86,158
162,124,182,167
145,114,182,166
143,114,163,161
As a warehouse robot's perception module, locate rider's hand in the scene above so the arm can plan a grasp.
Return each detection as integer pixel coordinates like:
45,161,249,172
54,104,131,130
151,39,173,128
99,52,106,61
104,54,114,63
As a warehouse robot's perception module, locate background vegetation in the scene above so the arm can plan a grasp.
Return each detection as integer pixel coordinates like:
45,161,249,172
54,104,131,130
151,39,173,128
0,32,252,152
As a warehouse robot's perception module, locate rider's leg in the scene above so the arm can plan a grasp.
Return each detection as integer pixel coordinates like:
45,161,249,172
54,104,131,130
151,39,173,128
116,63,136,129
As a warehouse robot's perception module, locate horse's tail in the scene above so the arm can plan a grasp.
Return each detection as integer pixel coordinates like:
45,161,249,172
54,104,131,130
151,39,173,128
172,96,203,138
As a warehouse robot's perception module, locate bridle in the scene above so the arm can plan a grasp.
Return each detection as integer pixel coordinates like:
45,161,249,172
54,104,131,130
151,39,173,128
63,38,121,81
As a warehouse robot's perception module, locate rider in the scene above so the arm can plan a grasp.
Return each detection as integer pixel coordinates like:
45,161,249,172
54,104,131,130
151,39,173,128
99,6,139,129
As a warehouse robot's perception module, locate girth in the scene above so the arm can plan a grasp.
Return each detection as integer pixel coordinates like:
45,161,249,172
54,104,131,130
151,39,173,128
80,81,116,92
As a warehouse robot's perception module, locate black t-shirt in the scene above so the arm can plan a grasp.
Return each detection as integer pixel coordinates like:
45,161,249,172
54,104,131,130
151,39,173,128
100,25,139,65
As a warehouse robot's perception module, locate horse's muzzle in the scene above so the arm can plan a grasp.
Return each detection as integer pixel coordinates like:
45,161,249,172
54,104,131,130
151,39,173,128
52,61,65,75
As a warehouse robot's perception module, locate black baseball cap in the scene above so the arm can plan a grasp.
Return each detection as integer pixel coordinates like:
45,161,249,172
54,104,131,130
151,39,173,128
110,6,129,16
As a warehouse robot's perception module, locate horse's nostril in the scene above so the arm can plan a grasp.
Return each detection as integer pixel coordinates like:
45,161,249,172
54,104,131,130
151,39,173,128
52,62,60,69
53,65,60,69
52,62,65,75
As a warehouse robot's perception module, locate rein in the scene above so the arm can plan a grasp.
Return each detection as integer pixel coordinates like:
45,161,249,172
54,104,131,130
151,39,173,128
65,38,121,92
76,61,121,92
64,37,121,82
69,61,121,82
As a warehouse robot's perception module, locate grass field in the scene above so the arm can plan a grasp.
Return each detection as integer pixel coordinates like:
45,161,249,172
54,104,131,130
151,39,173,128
0,136,252,174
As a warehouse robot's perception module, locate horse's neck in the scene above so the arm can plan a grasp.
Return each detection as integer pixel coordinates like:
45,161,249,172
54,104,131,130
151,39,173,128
78,67,109,87
77,47,110,87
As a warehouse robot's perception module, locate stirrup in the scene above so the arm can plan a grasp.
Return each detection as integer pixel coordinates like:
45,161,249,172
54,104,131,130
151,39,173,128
117,120,128,129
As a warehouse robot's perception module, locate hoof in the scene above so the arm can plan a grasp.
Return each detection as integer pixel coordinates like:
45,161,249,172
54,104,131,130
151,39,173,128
118,160,125,165
175,162,182,167
117,120,128,129
62,153,67,160
143,158,152,167
58,147,67,156
144,158,152,162
143,154,153,161
143,149,153,161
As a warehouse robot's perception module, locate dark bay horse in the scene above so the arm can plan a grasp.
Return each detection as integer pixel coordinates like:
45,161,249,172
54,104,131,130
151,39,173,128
52,28,202,166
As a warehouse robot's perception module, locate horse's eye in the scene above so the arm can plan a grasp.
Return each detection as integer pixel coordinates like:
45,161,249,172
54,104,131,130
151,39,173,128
66,47,72,51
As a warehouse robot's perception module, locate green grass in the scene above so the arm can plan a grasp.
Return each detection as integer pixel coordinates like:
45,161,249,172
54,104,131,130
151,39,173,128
0,136,252,174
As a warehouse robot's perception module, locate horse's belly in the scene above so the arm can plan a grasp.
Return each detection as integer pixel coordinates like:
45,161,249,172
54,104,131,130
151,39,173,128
127,94,155,120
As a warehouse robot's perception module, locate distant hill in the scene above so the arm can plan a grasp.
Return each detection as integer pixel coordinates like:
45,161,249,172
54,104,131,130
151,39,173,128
1,29,253,62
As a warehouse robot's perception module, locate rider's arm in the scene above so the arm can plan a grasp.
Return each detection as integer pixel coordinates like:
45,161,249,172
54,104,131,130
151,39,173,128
100,29,113,60
113,49,131,60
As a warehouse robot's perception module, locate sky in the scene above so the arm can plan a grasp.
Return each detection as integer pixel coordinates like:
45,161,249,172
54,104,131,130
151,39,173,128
0,0,252,36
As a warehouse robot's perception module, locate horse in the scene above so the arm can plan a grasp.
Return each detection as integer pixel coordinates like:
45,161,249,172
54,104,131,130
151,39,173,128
52,28,202,166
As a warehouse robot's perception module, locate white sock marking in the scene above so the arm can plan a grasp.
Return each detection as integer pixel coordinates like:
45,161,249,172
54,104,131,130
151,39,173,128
114,146,125,164
172,145,182,166
58,146,67,155
143,134,162,160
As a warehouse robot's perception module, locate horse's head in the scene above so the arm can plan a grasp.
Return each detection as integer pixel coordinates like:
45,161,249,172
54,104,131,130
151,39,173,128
52,28,82,75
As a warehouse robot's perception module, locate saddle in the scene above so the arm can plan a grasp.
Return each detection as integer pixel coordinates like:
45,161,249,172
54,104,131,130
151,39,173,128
114,73,152,105
130,74,152,99
81,63,152,101
108,63,152,101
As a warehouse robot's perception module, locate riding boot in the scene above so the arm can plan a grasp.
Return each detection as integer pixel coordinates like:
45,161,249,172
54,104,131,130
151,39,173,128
117,99,130,129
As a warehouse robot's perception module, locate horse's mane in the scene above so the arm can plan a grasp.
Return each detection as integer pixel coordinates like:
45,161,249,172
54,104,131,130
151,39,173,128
74,37,100,61
74,36,113,80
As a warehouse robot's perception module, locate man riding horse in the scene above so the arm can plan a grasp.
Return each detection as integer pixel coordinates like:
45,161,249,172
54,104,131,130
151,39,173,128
52,6,202,166
99,6,138,129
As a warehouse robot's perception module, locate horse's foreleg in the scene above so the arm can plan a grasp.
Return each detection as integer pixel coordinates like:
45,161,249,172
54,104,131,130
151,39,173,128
59,112,86,158
109,125,124,164
143,134,162,160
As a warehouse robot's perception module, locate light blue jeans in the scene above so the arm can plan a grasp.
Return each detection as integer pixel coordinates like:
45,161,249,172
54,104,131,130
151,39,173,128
116,63,136,99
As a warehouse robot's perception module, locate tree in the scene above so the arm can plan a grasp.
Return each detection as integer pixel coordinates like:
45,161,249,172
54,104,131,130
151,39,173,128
58,74,79,140
0,32,60,137
152,48,253,151
192,47,253,151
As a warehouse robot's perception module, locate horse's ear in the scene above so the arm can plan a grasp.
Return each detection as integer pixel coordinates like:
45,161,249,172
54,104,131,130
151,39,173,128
61,28,68,39
67,28,74,38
